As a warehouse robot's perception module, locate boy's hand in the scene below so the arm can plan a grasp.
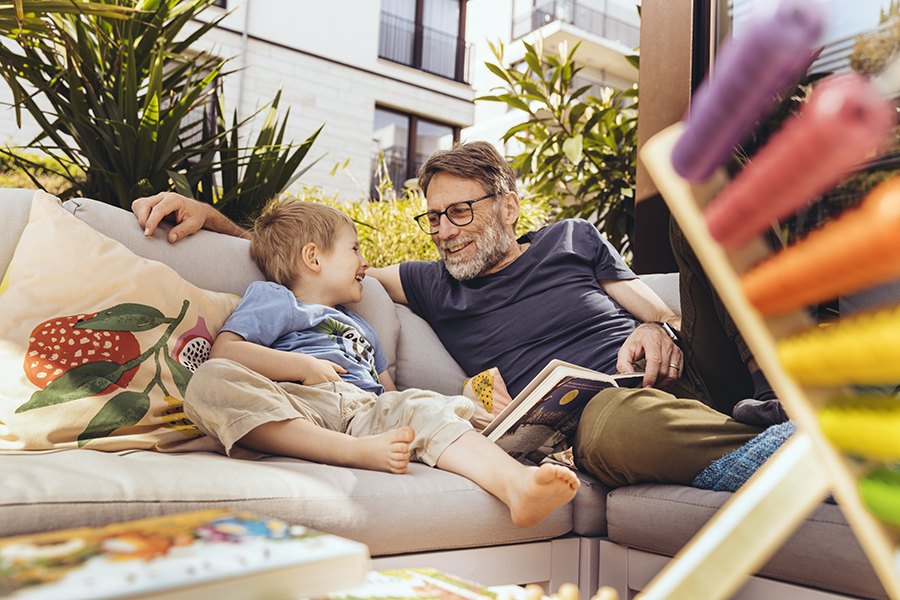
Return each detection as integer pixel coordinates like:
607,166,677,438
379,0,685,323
299,355,348,385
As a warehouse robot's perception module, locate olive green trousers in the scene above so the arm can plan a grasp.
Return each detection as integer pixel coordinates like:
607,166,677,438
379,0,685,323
572,218,766,487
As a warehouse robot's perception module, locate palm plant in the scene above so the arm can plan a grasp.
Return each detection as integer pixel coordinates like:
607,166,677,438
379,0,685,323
0,0,320,222
478,39,638,258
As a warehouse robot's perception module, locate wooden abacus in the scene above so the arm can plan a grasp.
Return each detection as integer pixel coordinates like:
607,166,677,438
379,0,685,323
633,5,900,597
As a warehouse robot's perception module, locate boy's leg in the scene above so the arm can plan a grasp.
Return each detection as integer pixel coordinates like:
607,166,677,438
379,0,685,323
186,359,414,472
349,388,578,528
346,388,476,466
240,419,414,474
435,430,580,529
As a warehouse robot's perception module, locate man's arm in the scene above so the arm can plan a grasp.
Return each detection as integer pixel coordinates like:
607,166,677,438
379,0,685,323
600,278,683,389
132,192,247,243
368,265,408,304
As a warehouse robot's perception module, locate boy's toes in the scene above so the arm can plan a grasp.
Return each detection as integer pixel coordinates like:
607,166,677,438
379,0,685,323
397,426,415,443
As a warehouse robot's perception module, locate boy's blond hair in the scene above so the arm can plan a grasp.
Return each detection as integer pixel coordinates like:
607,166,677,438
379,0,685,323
249,198,354,287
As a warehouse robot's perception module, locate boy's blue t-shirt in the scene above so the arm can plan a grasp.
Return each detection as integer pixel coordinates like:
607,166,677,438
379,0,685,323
221,281,388,394
399,219,639,397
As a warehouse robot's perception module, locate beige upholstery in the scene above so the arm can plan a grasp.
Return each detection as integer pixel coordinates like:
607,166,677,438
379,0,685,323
0,191,880,600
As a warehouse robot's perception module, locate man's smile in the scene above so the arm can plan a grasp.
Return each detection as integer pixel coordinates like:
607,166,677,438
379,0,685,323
445,240,472,254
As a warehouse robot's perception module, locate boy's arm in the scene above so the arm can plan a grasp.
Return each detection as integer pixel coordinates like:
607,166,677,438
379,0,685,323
368,265,408,304
211,331,347,385
378,370,397,393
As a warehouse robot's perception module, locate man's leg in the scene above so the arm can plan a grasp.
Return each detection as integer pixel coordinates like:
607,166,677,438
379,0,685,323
572,387,765,487
669,217,755,415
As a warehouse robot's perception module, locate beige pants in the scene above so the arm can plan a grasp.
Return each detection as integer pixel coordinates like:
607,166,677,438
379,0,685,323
185,358,475,466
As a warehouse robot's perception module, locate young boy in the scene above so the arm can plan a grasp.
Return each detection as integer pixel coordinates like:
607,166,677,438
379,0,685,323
184,199,579,529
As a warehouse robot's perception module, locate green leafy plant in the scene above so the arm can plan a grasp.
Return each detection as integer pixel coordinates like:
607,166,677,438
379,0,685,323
167,89,324,226
0,0,320,223
289,177,553,269
478,38,638,259
0,148,84,194
0,1,136,102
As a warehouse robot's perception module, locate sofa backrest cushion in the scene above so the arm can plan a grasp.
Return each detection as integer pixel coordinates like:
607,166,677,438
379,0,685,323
393,304,468,395
0,189,43,277
61,197,402,379
63,198,265,297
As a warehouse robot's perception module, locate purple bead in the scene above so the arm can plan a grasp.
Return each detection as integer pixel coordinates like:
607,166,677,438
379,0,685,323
671,0,824,182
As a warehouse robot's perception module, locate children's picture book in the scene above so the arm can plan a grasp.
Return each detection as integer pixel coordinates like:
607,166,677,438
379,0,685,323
0,509,369,600
323,568,497,600
481,360,644,463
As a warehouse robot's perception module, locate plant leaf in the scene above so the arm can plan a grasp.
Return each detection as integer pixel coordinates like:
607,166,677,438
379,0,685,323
77,391,150,447
164,353,193,397
76,303,168,332
16,362,129,412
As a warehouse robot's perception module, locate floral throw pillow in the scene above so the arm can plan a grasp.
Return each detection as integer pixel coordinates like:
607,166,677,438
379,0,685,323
0,192,240,451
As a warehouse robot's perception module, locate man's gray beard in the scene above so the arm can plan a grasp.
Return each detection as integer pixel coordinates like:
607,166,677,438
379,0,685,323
439,218,515,281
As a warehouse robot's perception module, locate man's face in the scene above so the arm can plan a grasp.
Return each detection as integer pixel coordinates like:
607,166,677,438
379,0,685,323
425,172,517,281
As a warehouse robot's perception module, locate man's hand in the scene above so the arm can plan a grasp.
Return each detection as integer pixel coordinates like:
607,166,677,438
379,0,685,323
616,322,683,389
132,192,246,243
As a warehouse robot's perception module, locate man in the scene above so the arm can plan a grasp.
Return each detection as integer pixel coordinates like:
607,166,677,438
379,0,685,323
133,141,786,488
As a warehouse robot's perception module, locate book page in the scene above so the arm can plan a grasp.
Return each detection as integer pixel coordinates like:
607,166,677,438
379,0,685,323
491,375,616,462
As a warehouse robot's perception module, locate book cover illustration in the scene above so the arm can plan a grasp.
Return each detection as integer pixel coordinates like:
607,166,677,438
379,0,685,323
326,568,496,600
0,509,368,600
494,376,615,462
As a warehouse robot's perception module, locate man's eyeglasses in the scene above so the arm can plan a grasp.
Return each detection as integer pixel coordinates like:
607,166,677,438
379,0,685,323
414,193,495,234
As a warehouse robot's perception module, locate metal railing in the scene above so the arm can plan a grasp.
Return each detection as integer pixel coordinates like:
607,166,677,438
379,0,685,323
512,0,640,49
378,11,471,84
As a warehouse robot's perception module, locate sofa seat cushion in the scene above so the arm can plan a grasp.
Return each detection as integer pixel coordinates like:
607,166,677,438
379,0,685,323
1,449,573,556
606,483,886,600
571,469,613,537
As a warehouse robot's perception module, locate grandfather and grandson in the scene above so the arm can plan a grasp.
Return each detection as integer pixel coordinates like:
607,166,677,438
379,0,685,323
132,141,791,496
187,196,579,529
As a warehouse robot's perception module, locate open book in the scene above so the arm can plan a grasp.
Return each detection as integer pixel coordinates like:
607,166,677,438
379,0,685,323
482,359,644,463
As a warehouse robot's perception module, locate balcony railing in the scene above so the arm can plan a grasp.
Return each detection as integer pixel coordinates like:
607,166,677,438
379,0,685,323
513,0,640,49
379,11,471,84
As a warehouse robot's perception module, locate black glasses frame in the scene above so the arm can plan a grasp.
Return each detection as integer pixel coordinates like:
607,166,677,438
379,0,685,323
414,193,496,234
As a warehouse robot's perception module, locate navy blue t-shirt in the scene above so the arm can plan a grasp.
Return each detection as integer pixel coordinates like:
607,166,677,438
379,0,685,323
400,219,640,397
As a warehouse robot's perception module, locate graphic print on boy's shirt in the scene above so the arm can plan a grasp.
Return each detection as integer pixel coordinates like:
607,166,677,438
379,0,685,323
219,281,388,394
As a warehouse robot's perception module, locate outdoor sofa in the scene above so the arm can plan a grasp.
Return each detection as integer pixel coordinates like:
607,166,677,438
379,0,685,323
0,189,886,600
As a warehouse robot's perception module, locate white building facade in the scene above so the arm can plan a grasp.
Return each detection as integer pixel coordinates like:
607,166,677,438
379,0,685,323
0,0,641,201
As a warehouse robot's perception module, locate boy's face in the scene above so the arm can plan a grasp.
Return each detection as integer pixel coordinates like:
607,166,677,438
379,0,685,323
317,224,369,306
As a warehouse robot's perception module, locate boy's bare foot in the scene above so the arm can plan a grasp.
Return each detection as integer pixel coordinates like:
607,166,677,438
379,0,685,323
508,463,580,528
349,426,414,474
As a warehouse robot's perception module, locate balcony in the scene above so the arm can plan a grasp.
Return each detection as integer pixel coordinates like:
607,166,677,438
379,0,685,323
379,11,472,84
513,0,640,49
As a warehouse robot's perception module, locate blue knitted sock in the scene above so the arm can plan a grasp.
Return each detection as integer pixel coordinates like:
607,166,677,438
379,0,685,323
692,421,796,492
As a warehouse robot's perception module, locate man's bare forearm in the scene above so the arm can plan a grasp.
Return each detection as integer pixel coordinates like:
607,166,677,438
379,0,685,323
204,203,248,238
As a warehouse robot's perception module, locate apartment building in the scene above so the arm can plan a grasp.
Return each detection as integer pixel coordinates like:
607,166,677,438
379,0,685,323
201,0,641,197
465,0,641,149
0,0,640,201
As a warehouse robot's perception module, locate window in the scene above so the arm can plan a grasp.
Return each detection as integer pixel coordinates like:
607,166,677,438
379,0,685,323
379,0,470,82
371,107,458,197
